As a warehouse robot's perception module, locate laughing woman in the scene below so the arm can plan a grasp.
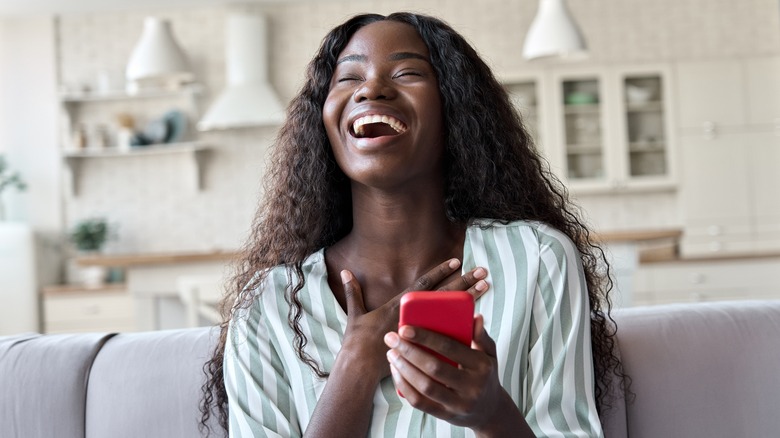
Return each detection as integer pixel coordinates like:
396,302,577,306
202,12,625,438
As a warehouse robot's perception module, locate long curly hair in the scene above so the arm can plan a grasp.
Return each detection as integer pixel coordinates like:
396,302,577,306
200,11,626,434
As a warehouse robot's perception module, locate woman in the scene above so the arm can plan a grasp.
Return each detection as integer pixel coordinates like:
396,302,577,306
202,12,624,437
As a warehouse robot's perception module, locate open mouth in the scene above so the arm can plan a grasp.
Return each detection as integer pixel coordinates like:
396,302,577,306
351,114,407,139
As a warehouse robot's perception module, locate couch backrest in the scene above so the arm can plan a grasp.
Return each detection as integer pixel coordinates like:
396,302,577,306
85,327,224,438
3,301,779,437
0,332,114,438
609,300,780,438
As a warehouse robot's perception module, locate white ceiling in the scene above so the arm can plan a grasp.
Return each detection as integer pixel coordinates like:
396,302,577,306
0,0,318,17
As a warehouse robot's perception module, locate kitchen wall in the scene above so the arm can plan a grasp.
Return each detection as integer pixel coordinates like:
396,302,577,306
44,0,780,273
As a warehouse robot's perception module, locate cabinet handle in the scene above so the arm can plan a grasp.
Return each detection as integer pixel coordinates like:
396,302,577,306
611,180,628,190
83,304,100,315
702,121,717,140
708,241,723,252
690,273,706,285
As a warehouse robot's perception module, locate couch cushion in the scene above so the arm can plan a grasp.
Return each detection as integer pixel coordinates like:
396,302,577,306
613,300,780,438
0,332,115,438
85,326,224,438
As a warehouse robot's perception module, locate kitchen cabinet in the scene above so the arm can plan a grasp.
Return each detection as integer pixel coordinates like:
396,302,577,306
549,65,676,194
749,131,780,250
503,64,676,194
675,60,746,132
676,56,780,256
505,78,542,144
59,84,209,196
678,132,754,254
633,255,780,306
744,57,780,128
42,283,136,334
504,72,552,162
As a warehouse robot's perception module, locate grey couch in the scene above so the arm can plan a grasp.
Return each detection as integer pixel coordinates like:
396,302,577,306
2,300,779,437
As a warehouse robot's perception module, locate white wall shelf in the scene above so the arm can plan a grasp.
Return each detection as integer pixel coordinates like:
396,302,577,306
59,81,208,197
64,142,209,196
60,83,203,104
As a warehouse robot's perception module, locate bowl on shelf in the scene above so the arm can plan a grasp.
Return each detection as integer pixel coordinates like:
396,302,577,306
625,85,655,103
565,91,598,105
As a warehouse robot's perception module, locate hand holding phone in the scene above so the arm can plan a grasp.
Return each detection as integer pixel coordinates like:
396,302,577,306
398,291,474,367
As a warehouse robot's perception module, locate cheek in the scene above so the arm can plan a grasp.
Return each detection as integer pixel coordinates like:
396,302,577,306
322,95,342,139
322,97,347,169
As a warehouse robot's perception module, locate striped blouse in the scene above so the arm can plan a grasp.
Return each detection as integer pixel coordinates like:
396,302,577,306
224,220,604,437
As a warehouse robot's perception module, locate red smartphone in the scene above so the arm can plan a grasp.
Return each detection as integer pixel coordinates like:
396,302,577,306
398,291,475,367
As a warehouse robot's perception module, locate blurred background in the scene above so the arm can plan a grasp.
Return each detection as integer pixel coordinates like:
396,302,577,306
1,0,778,335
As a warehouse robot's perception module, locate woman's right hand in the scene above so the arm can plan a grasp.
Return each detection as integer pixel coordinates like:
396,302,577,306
337,259,489,383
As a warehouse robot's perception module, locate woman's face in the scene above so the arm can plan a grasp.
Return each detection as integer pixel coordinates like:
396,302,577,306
323,20,444,191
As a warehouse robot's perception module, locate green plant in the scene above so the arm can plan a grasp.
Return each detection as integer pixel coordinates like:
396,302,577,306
70,218,109,252
0,154,27,195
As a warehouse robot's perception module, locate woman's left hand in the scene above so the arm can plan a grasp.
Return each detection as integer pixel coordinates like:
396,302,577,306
384,314,525,435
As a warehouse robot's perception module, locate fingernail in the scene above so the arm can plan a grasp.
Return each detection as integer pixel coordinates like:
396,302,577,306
384,332,400,348
340,270,351,284
475,280,488,292
386,349,400,363
473,267,486,279
399,325,415,339
449,258,460,269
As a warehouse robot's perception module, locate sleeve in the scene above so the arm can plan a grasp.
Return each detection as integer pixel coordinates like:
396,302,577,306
523,227,604,438
224,301,302,438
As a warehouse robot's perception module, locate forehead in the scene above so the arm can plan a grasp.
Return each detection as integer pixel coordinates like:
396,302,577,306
338,20,430,59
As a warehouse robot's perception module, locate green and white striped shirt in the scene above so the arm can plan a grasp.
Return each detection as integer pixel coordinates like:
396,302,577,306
225,220,603,437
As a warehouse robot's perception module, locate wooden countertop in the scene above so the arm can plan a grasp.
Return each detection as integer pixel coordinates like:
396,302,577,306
75,229,685,268
41,283,126,295
75,250,239,267
595,228,682,243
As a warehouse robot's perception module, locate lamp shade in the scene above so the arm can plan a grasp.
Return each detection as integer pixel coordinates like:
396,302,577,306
523,0,588,60
198,14,285,130
126,17,193,88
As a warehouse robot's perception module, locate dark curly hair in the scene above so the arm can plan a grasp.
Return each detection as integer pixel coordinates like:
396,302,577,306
200,11,627,435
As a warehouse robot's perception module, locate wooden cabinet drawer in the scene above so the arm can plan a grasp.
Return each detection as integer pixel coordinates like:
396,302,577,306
42,285,136,333
646,261,775,291
634,257,780,306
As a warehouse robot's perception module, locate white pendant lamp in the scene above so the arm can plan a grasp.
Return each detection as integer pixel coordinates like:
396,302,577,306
198,14,285,130
126,17,193,92
523,0,588,60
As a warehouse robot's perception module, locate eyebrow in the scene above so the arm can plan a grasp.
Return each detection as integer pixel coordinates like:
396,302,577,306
336,51,430,65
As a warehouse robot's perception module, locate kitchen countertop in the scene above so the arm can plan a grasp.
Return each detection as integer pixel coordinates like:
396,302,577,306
75,229,686,268
595,229,682,243
75,249,239,267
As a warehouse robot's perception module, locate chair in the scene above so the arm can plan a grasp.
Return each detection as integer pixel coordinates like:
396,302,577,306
175,275,224,327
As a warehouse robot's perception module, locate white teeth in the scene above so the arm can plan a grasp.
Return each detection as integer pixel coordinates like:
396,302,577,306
352,114,407,137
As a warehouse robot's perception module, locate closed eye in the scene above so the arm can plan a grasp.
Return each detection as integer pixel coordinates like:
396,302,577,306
393,71,421,79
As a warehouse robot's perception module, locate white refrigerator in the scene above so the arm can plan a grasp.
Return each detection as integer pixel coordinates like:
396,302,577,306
0,222,38,335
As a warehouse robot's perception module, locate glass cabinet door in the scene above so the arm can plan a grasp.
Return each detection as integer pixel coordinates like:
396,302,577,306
561,78,604,181
506,81,540,144
623,75,668,177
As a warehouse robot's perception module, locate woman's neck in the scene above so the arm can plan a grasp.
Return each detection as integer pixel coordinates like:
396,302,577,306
326,182,467,309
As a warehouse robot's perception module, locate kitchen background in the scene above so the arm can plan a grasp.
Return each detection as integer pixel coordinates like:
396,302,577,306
1,0,779,334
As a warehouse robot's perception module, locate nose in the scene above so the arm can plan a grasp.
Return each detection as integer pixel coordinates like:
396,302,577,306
354,76,397,102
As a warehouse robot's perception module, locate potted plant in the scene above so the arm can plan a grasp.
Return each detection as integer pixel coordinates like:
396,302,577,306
69,217,111,286
0,154,27,221
69,218,109,252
